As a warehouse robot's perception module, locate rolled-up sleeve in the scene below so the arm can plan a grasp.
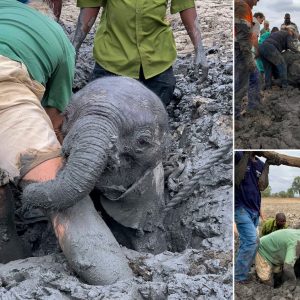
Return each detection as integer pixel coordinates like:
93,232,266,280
77,0,104,8
171,0,195,14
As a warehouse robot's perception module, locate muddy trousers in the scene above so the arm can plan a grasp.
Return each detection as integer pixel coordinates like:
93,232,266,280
91,63,176,106
259,43,287,88
234,44,250,118
248,68,261,110
235,207,259,281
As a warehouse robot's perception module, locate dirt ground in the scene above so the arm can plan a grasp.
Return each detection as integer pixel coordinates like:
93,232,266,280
235,197,300,300
0,1,233,299
235,86,300,149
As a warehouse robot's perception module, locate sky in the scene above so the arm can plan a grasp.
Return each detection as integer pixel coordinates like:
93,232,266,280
258,151,300,193
253,0,300,30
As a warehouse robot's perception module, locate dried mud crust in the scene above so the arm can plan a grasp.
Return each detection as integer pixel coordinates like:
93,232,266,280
0,0,233,299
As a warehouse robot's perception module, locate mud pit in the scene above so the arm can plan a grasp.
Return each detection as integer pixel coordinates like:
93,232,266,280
0,0,233,299
235,198,300,300
235,51,300,149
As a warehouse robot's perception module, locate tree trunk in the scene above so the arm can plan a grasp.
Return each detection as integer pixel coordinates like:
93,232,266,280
257,151,300,168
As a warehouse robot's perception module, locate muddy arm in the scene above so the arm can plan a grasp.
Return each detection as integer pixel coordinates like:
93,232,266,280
235,152,250,187
180,7,208,82
73,7,101,57
258,162,269,191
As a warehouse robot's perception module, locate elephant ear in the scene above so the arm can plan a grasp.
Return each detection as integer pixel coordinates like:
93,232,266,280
100,163,165,230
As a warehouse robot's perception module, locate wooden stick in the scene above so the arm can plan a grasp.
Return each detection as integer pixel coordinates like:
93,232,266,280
257,151,300,168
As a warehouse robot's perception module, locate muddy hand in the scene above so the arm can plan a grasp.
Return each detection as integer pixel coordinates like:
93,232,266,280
194,40,208,84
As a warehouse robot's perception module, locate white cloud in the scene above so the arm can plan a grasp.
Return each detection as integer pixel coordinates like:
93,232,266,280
260,151,300,193
253,1,300,29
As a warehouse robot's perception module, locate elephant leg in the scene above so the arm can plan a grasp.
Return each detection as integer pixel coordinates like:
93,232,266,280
0,185,31,263
49,196,134,285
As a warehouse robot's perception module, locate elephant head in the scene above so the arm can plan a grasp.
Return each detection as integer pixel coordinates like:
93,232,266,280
22,77,169,211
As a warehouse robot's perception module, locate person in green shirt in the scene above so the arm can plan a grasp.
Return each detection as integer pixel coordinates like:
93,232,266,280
261,213,288,237
255,229,300,291
0,0,74,264
71,0,208,106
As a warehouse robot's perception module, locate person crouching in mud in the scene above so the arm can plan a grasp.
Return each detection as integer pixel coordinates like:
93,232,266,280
256,228,300,291
258,25,299,90
0,0,134,286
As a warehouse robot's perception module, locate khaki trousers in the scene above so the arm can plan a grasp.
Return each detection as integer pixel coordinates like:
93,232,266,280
0,55,61,185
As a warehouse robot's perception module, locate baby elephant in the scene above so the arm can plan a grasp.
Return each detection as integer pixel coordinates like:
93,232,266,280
22,77,169,285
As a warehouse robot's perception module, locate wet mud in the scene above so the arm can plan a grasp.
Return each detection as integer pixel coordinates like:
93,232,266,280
0,0,233,299
235,51,300,149
235,87,300,149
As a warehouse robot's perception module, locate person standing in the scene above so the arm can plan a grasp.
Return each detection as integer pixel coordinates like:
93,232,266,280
260,20,270,35
234,151,270,283
248,12,265,112
71,0,208,106
234,0,258,120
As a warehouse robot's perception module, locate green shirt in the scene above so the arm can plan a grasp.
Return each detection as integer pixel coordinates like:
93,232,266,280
261,217,288,237
258,229,300,267
77,0,195,79
0,0,75,112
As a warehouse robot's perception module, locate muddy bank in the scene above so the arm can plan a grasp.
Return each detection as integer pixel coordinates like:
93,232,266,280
235,86,300,149
0,0,233,299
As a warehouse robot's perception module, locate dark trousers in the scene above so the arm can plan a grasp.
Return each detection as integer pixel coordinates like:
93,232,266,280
259,43,287,88
235,43,250,118
91,63,176,106
248,68,260,110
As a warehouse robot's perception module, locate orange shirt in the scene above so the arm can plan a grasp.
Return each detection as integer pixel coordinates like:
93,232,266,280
235,0,253,27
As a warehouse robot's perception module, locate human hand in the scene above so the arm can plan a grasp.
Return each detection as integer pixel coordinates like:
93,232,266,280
194,40,209,84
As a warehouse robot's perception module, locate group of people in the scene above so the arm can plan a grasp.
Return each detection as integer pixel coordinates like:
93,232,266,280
235,151,300,291
0,0,208,285
235,0,300,120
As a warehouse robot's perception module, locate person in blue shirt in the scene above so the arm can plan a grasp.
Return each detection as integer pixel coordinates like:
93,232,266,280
234,151,270,283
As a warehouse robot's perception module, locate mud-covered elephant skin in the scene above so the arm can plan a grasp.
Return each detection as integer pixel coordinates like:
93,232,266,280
22,77,169,284
283,51,300,86
23,76,169,210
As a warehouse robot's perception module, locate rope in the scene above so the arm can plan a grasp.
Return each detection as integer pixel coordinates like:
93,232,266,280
164,140,232,211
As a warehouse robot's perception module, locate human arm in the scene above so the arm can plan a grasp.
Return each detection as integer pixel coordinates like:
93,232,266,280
45,107,64,144
258,161,269,191
47,0,62,21
235,151,250,187
73,7,101,59
180,7,208,83
282,242,300,291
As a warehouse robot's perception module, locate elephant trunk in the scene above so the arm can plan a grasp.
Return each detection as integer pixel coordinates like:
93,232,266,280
22,116,117,211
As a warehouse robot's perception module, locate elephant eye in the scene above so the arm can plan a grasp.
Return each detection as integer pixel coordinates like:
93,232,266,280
138,137,150,146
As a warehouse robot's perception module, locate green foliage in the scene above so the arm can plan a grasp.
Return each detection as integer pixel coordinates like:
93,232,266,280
261,185,271,197
292,176,300,195
287,187,295,198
